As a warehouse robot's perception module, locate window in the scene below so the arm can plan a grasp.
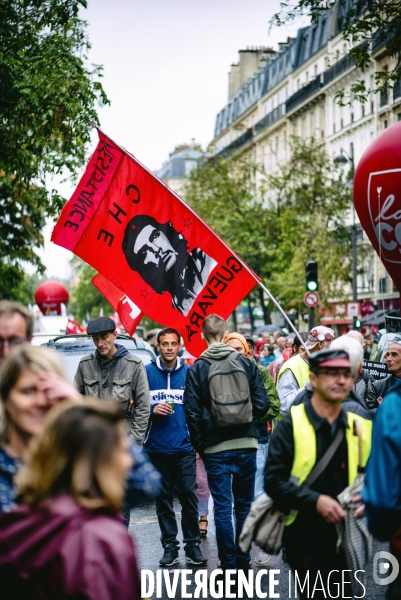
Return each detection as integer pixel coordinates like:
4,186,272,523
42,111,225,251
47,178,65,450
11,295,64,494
379,277,387,293
383,120,388,129
361,104,365,117
305,71,309,84
397,113,401,121
394,78,401,100
351,112,354,123
380,86,388,107
371,100,374,113
314,64,318,78
274,136,279,165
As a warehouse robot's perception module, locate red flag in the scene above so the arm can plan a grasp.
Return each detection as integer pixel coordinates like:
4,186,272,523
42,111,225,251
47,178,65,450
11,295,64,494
51,130,259,356
66,318,84,335
92,273,143,337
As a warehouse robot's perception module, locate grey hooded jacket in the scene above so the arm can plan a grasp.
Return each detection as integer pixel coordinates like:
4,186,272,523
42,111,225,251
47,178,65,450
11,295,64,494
74,344,150,444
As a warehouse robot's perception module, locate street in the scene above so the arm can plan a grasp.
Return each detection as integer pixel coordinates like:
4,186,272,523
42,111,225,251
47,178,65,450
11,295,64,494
129,499,388,599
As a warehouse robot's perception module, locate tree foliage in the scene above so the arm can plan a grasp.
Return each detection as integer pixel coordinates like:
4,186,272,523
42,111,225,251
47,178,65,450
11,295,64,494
271,0,401,104
0,0,109,296
184,137,352,319
7,271,46,306
68,258,113,323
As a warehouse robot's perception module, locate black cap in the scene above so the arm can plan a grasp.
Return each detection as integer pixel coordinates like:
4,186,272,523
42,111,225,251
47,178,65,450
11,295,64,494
309,348,352,370
87,317,116,336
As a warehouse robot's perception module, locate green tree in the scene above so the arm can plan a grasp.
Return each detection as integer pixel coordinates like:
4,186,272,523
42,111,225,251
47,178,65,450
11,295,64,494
265,137,352,311
184,137,352,320
8,272,46,306
271,0,401,104
0,0,109,296
183,154,274,322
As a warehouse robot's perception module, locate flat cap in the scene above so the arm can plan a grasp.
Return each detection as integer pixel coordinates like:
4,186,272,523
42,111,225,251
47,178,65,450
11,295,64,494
87,317,116,336
309,348,352,370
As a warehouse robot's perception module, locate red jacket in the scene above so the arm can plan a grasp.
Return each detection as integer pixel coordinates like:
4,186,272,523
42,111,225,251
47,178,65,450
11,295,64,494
0,495,141,600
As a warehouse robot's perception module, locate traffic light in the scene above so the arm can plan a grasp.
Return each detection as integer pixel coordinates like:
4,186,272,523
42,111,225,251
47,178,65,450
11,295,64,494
353,317,361,329
305,260,318,291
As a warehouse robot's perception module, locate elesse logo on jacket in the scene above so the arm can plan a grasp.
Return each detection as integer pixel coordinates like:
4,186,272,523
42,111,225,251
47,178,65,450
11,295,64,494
150,390,184,404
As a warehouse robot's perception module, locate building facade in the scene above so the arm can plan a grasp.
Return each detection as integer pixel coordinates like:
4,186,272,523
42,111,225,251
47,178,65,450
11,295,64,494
209,0,400,331
155,142,204,196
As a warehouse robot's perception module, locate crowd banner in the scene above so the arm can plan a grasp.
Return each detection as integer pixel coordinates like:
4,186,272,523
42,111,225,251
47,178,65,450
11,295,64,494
51,128,260,356
92,273,143,337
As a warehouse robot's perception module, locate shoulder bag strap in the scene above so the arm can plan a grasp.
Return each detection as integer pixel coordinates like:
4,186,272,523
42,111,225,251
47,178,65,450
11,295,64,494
303,426,344,488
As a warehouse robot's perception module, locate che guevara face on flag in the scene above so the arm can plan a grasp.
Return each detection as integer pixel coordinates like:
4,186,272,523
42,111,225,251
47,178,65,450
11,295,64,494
51,131,258,356
122,215,216,316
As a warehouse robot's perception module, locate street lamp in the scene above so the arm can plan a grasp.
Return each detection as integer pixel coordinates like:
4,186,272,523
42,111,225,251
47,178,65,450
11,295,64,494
334,147,357,304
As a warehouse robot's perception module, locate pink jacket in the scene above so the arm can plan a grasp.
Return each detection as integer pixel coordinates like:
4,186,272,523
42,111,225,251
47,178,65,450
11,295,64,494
0,495,140,600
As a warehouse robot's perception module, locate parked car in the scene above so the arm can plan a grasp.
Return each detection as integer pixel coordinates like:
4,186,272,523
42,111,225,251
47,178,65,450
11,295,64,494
44,334,155,382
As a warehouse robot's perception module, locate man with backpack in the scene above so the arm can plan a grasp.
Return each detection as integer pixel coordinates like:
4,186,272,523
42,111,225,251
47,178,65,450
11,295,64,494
184,314,269,573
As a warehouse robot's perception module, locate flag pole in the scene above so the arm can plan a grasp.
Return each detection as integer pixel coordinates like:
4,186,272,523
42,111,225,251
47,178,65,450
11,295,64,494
257,281,311,358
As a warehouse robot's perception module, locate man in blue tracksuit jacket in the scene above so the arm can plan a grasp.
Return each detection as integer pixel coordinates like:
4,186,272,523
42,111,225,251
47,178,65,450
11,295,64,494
143,327,206,568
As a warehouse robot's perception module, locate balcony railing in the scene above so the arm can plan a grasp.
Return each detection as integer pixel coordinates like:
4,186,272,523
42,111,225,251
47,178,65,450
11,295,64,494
372,29,394,55
323,53,356,87
215,52,357,156
285,77,324,114
253,104,285,136
216,128,253,158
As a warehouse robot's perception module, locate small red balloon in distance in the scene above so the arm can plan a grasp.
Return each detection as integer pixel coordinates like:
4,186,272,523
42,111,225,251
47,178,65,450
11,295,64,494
354,121,401,293
34,280,69,316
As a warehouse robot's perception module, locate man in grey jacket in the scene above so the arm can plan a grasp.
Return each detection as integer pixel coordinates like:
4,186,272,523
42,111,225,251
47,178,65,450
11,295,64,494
74,317,150,444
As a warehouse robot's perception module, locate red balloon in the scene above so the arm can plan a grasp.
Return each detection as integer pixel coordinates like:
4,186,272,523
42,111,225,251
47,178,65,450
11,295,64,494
34,280,69,315
354,121,401,293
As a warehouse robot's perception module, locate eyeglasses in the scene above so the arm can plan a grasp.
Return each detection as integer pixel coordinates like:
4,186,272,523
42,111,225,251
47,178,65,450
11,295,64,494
311,328,333,341
318,368,353,379
0,337,27,350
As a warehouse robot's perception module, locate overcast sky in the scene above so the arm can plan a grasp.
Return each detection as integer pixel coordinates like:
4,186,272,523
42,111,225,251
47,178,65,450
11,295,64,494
40,0,308,278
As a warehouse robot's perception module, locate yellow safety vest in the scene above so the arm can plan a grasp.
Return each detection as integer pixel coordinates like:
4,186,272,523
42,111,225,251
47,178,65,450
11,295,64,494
286,403,372,526
277,354,310,389
275,354,310,423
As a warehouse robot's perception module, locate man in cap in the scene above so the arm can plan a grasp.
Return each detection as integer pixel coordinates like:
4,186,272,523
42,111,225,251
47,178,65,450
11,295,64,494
265,348,372,599
277,325,334,416
74,316,150,444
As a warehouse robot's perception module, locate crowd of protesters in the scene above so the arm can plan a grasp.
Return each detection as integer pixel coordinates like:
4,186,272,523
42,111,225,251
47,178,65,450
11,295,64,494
0,300,401,598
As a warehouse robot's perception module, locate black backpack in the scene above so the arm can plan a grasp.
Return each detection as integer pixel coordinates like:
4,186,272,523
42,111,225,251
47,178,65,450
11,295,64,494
201,353,253,428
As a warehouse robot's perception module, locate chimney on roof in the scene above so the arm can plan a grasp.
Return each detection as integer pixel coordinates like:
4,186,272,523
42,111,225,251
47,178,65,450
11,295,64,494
228,47,272,99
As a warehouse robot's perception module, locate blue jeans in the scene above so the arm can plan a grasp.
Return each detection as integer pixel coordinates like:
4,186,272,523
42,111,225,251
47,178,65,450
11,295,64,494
254,442,268,499
204,448,256,569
